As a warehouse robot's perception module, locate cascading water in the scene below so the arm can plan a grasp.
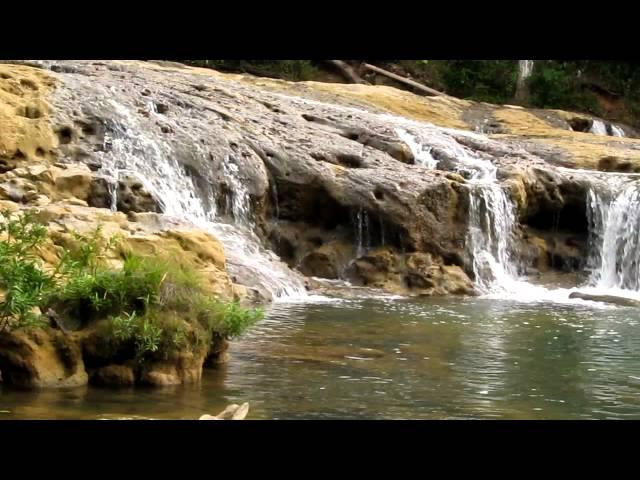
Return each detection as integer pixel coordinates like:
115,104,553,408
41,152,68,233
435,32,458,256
465,180,519,292
518,60,534,82
395,128,439,168
610,125,625,137
515,60,534,102
586,174,640,292
79,88,309,301
394,128,520,292
590,120,608,136
353,208,371,258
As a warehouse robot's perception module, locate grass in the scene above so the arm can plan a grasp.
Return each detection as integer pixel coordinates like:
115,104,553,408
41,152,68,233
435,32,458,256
0,209,263,362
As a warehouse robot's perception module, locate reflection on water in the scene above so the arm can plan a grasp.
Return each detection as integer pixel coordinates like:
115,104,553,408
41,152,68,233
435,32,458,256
2,296,640,419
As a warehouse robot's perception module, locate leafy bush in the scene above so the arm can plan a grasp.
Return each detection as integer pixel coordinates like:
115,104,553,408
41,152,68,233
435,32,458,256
0,211,263,359
527,61,601,114
0,210,52,331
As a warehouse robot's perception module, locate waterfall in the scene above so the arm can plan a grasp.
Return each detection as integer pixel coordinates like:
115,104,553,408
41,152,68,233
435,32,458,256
353,208,371,257
395,128,438,168
518,60,534,81
586,176,640,291
395,129,519,292
466,182,518,292
70,89,308,301
590,120,608,136
610,125,625,137
515,60,534,103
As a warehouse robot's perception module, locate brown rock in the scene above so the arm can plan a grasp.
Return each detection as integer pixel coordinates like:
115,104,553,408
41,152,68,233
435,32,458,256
0,329,87,389
91,364,135,387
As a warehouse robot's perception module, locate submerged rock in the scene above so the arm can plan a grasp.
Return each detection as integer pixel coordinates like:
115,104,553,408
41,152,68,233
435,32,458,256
199,402,250,420
568,292,640,307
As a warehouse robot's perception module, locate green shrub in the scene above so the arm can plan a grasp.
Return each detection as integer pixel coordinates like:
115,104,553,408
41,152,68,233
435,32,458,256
0,211,263,358
0,210,53,331
527,61,601,114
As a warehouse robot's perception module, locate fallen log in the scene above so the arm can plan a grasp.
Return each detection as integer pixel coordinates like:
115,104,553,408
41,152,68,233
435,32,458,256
326,60,367,84
362,63,446,97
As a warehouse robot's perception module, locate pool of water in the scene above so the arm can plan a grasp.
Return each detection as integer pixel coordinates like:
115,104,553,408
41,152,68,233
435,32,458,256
2,295,640,419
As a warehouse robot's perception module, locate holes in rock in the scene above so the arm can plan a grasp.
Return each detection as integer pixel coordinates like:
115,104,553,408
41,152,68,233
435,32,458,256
0,159,14,173
77,121,97,136
311,152,364,168
154,103,169,114
35,147,45,157
19,78,38,90
335,153,363,168
567,117,591,132
274,181,351,230
342,131,359,141
0,73,11,80
13,149,26,160
23,106,42,119
56,126,74,145
373,188,385,200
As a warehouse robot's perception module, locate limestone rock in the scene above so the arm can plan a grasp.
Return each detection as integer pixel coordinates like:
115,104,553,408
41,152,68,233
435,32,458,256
91,364,135,387
0,329,88,389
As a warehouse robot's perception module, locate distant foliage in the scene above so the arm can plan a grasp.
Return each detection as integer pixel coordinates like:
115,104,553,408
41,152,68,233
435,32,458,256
183,60,318,81
527,61,600,114
419,60,519,104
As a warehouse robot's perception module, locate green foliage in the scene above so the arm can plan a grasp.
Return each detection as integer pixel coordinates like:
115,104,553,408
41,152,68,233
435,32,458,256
220,301,264,339
527,61,601,114
0,211,263,359
425,60,519,104
0,210,52,331
183,60,318,81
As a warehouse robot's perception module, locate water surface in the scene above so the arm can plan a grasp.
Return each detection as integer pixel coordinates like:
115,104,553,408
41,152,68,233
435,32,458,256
2,296,640,419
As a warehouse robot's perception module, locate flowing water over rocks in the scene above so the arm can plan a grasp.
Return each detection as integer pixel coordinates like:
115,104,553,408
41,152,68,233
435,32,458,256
3,61,640,416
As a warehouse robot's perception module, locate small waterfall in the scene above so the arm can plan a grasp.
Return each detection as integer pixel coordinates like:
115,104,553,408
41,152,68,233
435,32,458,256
270,178,280,219
394,127,519,291
79,91,308,301
518,60,534,81
466,184,518,292
590,120,608,136
395,128,438,168
586,176,640,291
379,215,386,246
610,125,625,137
515,60,534,103
353,208,371,257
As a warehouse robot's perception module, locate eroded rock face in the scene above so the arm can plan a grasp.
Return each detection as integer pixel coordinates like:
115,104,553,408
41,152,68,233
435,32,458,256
0,329,87,389
139,352,207,387
2,60,612,298
344,247,475,296
90,364,135,387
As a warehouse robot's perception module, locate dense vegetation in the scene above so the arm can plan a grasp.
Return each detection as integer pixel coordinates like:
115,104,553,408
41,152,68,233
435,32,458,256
0,210,262,361
183,60,640,126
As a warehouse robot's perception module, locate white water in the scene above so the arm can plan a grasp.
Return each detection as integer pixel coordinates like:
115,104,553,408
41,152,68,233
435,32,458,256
50,66,640,307
590,119,609,136
394,128,521,293
586,176,640,293
395,128,439,168
610,125,625,137
518,60,534,81
91,93,309,301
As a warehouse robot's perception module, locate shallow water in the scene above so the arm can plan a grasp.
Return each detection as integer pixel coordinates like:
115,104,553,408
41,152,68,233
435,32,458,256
2,295,640,420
